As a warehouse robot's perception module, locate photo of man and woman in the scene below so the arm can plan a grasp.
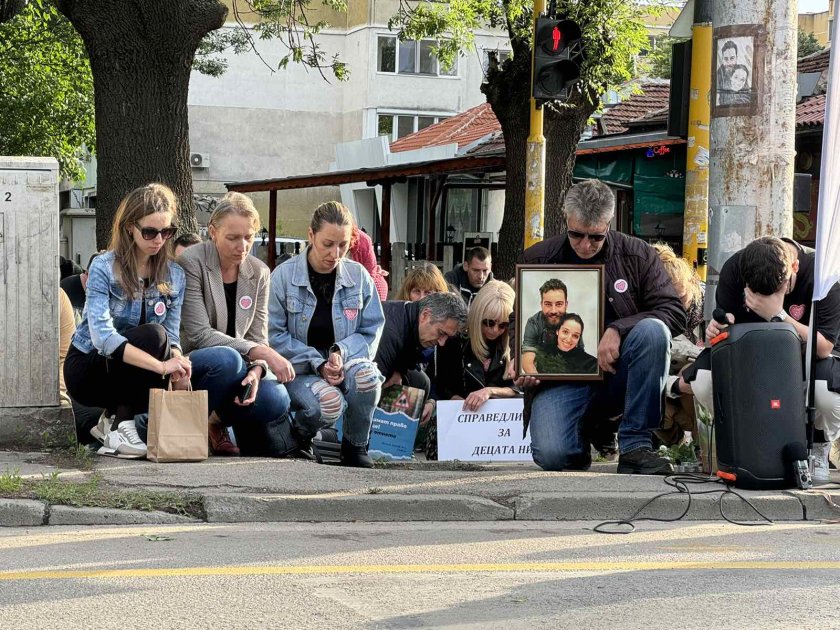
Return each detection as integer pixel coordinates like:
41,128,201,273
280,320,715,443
516,265,603,380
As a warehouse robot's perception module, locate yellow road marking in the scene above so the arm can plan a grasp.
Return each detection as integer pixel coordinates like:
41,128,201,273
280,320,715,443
1,561,839,581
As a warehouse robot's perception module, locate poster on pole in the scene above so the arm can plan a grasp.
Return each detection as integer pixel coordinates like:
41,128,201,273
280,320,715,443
711,24,765,118
436,399,531,462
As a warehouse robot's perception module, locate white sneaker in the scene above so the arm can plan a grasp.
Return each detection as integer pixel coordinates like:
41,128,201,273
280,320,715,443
811,443,831,485
104,420,147,458
89,411,114,445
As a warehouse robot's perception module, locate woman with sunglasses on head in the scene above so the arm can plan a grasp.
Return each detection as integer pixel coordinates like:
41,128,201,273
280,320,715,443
64,183,192,457
433,280,518,412
178,192,296,457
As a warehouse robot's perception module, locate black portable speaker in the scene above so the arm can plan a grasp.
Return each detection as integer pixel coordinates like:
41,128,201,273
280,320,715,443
711,323,807,489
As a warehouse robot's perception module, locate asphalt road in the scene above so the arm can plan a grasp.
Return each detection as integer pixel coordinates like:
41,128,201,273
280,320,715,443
0,521,838,629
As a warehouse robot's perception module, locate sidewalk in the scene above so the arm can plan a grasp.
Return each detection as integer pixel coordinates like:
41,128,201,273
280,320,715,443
1,451,839,527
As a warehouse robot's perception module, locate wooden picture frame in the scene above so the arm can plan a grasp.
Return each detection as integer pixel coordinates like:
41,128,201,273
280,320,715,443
515,264,605,381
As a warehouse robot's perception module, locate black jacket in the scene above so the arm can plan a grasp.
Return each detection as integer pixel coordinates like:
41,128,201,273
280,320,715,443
432,335,513,400
444,265,494,306
374,301,422,380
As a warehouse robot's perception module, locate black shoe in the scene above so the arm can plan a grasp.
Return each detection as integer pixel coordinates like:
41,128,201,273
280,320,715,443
616,448,674,475
290,437,317,461
340,438,374,468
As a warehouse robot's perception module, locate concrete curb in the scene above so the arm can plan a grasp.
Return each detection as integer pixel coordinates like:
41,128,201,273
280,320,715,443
204,493,515,523
785,489,840,521
0,498,47,527
515,491,805,522
48,506,199,526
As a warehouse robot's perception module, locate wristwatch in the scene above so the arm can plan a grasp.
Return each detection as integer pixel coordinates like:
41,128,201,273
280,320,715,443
771,309,787,322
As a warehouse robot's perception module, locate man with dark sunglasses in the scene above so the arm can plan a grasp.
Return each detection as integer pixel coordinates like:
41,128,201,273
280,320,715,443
517,179,686,475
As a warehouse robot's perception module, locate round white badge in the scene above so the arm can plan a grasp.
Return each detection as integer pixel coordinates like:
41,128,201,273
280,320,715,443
614,279,629,294
239,296,254,310
154,301,167,316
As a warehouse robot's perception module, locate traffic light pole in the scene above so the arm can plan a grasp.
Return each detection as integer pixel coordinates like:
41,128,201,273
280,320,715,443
682,0,712,281
525,0,547,249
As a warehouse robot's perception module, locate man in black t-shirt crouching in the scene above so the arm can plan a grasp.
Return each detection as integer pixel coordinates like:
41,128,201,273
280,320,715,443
680,236,840,483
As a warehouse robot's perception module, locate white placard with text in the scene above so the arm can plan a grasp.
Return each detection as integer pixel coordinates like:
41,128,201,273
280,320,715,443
436,399,531,462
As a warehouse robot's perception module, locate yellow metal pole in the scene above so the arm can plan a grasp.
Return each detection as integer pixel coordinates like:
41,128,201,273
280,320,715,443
683,21,712,280
525,0,546,249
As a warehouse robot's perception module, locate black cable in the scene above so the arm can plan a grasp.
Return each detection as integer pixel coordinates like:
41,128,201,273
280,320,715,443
593,473,774,534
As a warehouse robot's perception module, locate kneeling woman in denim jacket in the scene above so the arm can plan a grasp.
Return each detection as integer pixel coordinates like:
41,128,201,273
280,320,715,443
268,202,385,467
178,193,294,456
64,183,192,457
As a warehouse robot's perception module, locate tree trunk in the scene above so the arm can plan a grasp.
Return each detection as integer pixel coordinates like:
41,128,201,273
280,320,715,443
482,38,598,280
0,0,27,22
482,40,533,282
543,96,598,237
54,0,227,247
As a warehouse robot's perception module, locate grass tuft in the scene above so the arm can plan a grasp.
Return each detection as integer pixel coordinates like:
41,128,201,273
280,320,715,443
0,471,203,519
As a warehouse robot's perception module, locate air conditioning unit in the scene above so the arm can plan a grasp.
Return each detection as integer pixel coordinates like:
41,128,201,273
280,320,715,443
190,152,210,169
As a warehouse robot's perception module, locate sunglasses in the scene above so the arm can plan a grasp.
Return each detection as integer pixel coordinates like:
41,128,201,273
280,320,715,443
481,319,509,331
136,225,177,241
568,229,608,243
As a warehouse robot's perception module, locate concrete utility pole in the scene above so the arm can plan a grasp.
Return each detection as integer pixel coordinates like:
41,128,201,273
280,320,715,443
706,0,798,317
524,0,547,249
683,0,713,281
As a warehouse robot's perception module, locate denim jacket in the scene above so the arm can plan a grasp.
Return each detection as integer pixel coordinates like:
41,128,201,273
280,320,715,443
71,250,186,357
268,248,385,374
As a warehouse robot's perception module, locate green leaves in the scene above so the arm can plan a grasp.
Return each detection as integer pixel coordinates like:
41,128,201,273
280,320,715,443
0,1,95,181
798,30,823,59
233,0,351,81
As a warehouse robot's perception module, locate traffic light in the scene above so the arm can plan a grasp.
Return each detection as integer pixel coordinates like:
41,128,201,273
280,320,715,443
532,18,583,102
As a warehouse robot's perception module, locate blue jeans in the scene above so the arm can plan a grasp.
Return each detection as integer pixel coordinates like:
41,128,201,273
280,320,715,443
529,318,670,471
189,346,291,426
284,359,383,447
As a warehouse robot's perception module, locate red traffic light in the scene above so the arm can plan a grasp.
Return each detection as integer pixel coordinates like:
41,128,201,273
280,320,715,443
536,18,581,56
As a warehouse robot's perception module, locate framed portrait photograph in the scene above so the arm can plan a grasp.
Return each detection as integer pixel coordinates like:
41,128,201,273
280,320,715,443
711,24,765,118
515,264,604,381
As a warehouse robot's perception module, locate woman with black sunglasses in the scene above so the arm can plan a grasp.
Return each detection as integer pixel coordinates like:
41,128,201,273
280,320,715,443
433,280,518,411
64,183,192,458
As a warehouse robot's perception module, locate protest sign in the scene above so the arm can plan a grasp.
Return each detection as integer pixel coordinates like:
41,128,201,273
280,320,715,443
436,399,531,462
368,385,424,461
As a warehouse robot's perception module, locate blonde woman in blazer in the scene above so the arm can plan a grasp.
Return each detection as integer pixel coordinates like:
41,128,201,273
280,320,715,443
179,192,297,457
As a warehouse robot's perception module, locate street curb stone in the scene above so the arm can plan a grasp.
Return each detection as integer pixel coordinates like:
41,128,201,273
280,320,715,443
0,498,46,527
204,493,514,522
785,489,840,521
48,505,199,526
515,492,805,521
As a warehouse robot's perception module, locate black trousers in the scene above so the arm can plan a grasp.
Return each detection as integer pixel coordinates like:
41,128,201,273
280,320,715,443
64,324,171,419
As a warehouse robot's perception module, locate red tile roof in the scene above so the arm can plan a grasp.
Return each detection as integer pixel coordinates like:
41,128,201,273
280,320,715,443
599,81,671,135
389,103,500,153
797,94,826,128
798,48,830,74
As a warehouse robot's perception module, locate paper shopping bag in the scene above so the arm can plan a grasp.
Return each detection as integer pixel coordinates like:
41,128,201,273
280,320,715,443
147,383,208,463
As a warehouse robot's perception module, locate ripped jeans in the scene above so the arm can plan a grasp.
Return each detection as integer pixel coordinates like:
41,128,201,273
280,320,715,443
284,359,383,446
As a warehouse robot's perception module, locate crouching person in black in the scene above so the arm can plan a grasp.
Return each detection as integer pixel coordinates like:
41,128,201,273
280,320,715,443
375,292,468,424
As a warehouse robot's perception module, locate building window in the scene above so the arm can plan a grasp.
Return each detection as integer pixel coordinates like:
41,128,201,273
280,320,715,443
377,35,458,76
377,37,396,73
376,112,452,141
482,49,512,73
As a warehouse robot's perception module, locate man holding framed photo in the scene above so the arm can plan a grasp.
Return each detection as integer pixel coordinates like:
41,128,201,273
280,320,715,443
517,179,686,474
